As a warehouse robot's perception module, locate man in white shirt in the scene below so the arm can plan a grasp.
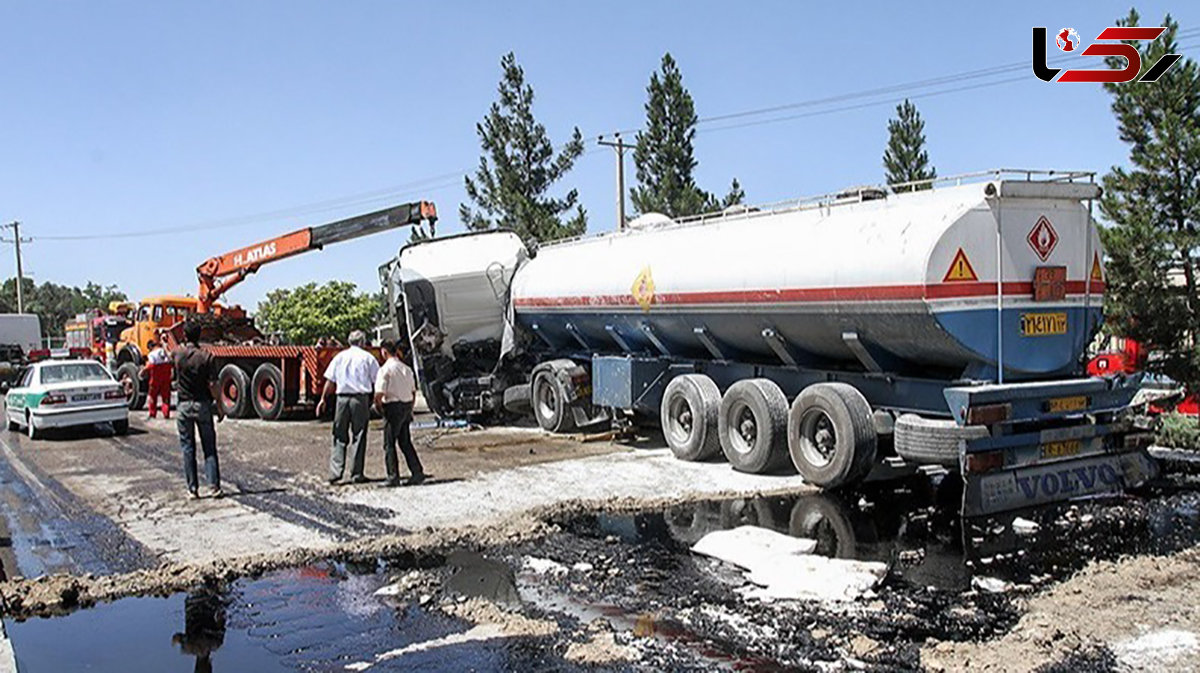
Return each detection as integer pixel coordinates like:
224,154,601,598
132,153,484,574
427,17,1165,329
374,339,425,486
316,330,380,484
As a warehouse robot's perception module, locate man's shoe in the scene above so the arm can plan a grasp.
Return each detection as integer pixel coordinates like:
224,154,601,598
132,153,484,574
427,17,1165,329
187,489,199,500
209,487,224,499
350,475,369,484
405,474,426,486
328,476,341,485
384,478,401,488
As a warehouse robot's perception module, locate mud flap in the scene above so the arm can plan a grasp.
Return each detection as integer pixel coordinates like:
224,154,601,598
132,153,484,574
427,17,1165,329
962,450,1160,517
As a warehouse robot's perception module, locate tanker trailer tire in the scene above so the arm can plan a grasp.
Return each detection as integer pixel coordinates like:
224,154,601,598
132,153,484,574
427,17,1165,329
502,384,532,416
531,369,576,434
218,364,253,419
718,379,790,474
116,362,146,411
660,374,722,462
250,363,285,421
789,493,857,559
788,383,877,488
893,414,989,468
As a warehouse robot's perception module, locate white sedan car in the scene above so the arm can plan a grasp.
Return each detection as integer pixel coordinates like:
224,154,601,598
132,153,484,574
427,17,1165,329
5,359,129,439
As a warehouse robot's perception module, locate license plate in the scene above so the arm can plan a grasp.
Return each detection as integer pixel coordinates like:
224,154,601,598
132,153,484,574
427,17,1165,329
1021,312,1067,336
1041,439,1082,459
1047,396,1088,413
72,393,101,402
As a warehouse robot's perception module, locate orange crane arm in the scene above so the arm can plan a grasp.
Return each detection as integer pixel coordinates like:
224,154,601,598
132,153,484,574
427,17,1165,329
195,201,437,312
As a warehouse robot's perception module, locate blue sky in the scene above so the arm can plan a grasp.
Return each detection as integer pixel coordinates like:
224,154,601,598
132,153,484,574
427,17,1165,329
1,1,1196,313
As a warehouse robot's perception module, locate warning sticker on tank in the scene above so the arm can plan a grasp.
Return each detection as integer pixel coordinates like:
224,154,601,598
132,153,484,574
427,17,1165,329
942,248,979,282
1020,312,1068,336
632,267,655,311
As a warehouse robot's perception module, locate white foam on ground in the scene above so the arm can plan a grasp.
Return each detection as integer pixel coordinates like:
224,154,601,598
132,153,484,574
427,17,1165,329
1112,629,1199,671
336,449,812,530
692,526,818,565
0,619,15,673
344,624,506,670
523,557,568,575
692,526,886,603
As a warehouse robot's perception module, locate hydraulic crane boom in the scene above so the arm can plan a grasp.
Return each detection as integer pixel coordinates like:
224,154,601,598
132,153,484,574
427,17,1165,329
195,201,437,312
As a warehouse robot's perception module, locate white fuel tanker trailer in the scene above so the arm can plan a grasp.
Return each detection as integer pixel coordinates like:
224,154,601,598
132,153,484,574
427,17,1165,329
382,171,1157,516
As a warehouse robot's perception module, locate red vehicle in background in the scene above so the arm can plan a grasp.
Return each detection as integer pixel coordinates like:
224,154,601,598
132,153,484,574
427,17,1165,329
1088,336,1198,415
63,302,134,364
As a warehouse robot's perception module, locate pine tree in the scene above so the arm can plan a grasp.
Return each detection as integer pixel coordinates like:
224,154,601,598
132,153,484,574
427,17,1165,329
631,53,735,218
460,52,587,244
721,178,745,209
1099,11,1200,392
883,99,936,192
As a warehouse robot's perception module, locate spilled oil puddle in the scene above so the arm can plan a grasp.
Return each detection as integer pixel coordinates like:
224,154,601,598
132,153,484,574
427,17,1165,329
8,474,1200,672
5,560,573,672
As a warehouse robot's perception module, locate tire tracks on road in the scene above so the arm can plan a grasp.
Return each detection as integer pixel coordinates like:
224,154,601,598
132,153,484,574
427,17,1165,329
105,433,400,542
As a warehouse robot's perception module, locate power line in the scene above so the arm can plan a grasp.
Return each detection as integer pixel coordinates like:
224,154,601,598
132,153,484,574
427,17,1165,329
602,27,1200,138
33,31,1200,243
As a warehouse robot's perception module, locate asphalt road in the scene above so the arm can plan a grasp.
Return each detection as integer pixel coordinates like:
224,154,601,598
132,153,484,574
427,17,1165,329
0,406,810,579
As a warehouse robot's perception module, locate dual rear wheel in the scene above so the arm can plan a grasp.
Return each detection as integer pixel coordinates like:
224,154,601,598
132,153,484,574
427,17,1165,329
659,375,877,489
218,363,286,420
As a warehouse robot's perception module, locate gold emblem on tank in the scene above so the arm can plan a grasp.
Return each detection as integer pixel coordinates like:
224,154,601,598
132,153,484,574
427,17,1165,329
632,267,656,311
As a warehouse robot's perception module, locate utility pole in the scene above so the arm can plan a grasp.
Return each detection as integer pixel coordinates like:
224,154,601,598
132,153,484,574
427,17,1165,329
598,133,636,230
0,222,30,313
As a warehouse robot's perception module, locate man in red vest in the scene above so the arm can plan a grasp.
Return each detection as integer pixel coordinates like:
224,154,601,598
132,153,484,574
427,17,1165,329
144,339,173,419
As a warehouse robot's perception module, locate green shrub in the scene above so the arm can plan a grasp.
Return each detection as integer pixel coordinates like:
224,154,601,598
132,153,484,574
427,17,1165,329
1156,412,1200,451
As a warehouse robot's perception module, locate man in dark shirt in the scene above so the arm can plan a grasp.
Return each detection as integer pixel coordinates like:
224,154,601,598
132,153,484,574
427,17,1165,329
174,321,225,499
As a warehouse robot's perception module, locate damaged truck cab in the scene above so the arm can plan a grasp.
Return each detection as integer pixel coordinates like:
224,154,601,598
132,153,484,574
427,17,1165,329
385,170,1156,517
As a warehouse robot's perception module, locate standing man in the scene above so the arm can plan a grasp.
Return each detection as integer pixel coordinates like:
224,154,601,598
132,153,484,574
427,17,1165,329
143,338,173,420
174,321,224,499
374,340,425,487
316,329,379,485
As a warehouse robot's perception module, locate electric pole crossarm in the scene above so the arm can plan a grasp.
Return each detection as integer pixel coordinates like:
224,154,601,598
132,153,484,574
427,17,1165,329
0,222,29,313
599,133,636,231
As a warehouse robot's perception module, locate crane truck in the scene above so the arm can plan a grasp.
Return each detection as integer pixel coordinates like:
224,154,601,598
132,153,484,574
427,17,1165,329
382,170,1158,516
116,201,437,419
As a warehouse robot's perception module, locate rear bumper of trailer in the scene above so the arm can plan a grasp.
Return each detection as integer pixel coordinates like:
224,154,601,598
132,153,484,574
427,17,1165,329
947,375,1157,517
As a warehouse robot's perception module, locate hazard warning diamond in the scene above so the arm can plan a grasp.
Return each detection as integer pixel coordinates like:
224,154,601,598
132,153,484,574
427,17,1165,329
1028,216,1059,262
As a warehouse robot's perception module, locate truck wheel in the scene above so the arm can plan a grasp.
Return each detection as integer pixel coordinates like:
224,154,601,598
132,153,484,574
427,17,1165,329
531,369,576,433
251,363,285,421
218,364,252,419
502,384,532,415
894,414,989,468
116,362,146,411
718,379,790,474
788,383,877,488
6,419,18,432
660,374,722,461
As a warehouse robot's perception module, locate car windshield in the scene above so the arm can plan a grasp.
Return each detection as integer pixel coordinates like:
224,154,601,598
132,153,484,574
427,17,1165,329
39,363,112,385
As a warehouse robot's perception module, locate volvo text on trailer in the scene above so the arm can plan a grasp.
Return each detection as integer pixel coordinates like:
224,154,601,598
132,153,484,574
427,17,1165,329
382,170,1156,516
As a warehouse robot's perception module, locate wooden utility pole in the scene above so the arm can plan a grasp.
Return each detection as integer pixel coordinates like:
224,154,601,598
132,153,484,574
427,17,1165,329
598,133,636,230
0,222,29,313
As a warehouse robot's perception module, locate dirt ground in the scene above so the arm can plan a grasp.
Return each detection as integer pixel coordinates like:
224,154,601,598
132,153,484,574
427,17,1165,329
3,406,1200,671
0,405,809,612
923,547,1200,672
